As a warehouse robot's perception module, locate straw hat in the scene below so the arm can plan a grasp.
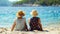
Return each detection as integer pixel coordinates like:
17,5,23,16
16,10,25,17
30,10,38,16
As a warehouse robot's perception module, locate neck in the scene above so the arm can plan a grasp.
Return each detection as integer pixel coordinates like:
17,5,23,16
18,17,22,19
33,16,36,17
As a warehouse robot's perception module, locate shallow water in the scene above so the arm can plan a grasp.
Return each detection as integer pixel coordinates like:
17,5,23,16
0,6,60,28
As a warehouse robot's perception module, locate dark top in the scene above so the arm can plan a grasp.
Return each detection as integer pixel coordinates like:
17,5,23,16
30,17,41,31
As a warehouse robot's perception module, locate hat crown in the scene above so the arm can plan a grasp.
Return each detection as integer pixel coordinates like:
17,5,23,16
16,10,25,17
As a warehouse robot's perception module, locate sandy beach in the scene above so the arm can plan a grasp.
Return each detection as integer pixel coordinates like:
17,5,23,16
0,24,60,34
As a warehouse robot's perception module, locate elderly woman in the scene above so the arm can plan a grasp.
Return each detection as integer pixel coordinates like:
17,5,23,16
28,10,43,31
11,10,28,31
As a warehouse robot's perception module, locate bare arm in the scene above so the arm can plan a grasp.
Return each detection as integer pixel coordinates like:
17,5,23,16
28,18,31,30
11,21,16,31
24,18,30,31
24,22,28,31
28,18,30,24
38,18,43,31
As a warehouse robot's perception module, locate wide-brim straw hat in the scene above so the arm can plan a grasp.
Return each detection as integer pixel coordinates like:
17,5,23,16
16,10,25,17
30,10,38,16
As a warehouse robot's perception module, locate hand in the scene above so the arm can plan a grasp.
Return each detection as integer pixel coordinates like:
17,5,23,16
11,29,13,32
33,30,38,32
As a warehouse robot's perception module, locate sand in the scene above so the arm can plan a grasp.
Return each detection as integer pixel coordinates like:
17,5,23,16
0,25,60,34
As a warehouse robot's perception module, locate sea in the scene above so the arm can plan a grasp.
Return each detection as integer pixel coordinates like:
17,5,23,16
0,6,60,28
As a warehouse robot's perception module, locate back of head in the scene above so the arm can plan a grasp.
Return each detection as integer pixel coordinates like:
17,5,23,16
30,10,38,17
16,10,25,17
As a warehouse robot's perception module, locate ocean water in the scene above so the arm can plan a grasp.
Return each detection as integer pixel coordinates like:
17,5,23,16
0,7,60,28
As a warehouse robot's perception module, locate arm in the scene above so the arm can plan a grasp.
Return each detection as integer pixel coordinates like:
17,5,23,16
11,21,16,31
28,18,30,24
24,18,30,31
24,18,31,31
24,22,28,31
38,18,43,31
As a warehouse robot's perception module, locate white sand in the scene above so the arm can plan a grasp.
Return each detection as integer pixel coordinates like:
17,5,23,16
0,25,60,34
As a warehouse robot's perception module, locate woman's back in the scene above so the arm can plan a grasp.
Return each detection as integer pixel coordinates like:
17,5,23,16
30,17,41,31
15,18,26,31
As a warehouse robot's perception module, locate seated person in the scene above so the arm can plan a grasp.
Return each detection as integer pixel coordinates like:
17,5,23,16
28,10,43,31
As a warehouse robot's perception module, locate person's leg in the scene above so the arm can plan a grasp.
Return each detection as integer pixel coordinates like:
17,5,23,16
36,26,43,31
39,24,43,31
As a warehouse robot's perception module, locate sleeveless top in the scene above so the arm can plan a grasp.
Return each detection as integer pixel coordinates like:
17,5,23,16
30,17,40,31
15,18,26,31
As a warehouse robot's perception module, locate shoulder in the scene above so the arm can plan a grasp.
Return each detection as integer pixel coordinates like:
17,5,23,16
36,17,40,21
36,17,40,19
23,17,26,20
22,18,26,21
28,17,33,20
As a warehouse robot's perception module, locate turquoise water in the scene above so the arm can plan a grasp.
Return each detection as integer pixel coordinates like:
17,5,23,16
0,7,60,28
